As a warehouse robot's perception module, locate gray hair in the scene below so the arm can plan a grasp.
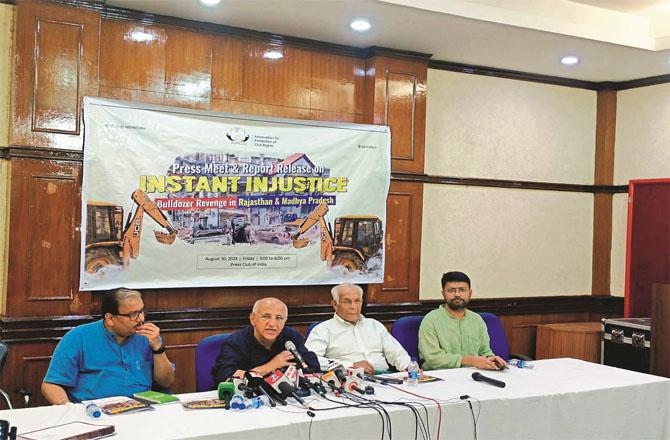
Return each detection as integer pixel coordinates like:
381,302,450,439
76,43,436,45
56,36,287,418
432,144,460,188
331,284,363,303
252,297,288,316
102,288,142,316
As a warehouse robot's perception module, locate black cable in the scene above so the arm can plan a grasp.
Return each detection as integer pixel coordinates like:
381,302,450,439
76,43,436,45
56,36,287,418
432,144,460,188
317,392,388,440
467,400,477,440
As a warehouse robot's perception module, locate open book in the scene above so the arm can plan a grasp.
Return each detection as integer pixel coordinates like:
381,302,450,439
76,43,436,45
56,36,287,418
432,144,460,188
83,396,154,416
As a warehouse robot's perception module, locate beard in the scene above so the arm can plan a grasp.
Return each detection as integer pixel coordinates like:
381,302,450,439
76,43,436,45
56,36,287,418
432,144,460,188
446,297,468,311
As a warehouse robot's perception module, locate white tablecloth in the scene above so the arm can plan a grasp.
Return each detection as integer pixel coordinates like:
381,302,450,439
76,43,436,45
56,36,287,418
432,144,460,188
2,358,668,439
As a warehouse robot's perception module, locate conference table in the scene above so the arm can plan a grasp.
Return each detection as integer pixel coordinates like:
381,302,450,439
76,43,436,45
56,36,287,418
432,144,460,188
2,358,668,439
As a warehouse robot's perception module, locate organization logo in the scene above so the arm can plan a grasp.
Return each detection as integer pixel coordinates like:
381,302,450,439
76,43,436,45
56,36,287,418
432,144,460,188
226,127,250,143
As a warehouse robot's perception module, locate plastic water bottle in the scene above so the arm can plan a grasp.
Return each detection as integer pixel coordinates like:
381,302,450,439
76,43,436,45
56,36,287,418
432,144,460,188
509,359,534,369
85,403,102,418
230,395,246,410
246,395,268,409
407,358,420,386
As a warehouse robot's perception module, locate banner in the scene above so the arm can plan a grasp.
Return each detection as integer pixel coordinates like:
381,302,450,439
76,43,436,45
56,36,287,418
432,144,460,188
80,98,390,290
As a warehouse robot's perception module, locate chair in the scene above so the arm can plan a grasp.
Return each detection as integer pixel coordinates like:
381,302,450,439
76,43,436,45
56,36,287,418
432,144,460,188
304,321,322,341
479,312,531,361
0,342,12,409
390,315,424,365
195,333,230,392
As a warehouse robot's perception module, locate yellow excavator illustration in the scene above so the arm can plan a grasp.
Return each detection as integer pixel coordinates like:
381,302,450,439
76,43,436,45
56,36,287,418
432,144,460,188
85,190,177,273
291,203,384,272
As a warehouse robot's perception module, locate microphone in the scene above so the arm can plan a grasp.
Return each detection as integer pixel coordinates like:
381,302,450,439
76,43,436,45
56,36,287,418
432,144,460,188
299,376,325,397
285,340,310,372
321,370,342,391
233,378,253,397
284,364,299,387
277,381,311,409
217,381,235,409
343,376,366,395
471,372,506,388
244,371,281,406
328,362,348,385
264,369,297,398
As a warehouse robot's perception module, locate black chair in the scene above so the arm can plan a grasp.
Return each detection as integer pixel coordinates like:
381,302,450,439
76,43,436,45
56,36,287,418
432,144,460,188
0,342,12,409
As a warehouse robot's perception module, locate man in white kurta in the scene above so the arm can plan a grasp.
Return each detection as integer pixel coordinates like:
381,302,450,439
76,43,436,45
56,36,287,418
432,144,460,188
305,284,411,374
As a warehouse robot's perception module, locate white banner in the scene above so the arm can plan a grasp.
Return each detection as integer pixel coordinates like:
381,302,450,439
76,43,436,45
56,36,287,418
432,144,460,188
80,98,390,290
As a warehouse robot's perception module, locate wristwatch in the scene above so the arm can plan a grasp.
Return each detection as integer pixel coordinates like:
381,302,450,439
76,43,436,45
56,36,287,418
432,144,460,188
151,343,166,355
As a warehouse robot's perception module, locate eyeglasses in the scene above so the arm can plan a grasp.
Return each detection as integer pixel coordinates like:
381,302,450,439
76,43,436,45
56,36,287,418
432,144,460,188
254,313,286,323
444,287,469,294
115,308,146,321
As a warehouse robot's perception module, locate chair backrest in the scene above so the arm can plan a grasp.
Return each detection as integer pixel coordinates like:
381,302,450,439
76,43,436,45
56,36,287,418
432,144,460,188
304,321,322,340
0,341,8,374
479,312,511,360
391,315,424,363
195,333,230,392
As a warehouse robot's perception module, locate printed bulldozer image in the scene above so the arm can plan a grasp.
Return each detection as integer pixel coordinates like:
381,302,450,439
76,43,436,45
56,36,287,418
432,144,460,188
292,203,384,272
85,190,177,273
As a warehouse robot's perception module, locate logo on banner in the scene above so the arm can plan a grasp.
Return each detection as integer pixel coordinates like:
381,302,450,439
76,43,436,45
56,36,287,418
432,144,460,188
226,127,250,143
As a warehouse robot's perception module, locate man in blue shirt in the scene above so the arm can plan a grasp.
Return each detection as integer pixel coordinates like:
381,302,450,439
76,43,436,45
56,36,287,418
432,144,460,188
41,288,175,404
212,297,319,383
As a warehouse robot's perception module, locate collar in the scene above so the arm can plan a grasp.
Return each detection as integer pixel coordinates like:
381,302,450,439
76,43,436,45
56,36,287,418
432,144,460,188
442,306,469,320
333,312,364,327
99,319,129,345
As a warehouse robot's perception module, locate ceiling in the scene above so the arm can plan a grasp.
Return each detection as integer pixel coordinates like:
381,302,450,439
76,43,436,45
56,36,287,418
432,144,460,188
105,0,670,82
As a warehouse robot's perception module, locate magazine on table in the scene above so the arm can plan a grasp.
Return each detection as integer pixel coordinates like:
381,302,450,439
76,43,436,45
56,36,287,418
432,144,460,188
83,396,154,416
181,399,229,409
17,421,115,440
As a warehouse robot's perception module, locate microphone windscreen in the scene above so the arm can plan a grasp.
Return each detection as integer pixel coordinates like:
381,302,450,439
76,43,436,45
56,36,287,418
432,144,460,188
218,381,235,399
285,340,297,351
472,372,480,380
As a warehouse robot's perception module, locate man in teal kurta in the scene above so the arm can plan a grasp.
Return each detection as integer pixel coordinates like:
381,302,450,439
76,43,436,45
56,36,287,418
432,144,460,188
418,271,507,370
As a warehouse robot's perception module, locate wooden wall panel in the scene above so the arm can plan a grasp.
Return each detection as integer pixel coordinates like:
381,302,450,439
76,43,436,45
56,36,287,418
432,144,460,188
6,159,88,316
99,20,167,93
365,56,427,174
241,42,311,108
592,90,617,296
210,99,310,120
165,28,212,100
309,110,364,123
32,20,82,134
368,180,423,303
211,35,244,101
311,52,365,115
11,0,99,150
0,341,57,408
535,322,602,362
98,86,165,106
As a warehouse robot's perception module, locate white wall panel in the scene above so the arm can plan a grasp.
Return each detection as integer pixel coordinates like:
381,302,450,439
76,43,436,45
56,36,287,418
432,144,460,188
420,185,593,299
614,83,670,185
425,69,597,184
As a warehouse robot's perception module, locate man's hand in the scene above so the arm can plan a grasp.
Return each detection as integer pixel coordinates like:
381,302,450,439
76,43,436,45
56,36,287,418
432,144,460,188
352,360,375,375
135,322,162,350
469,356,500,370
488,355,507,369
269,350,296,371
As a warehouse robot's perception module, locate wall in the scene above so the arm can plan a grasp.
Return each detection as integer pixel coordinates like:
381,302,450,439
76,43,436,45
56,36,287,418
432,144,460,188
0,4,14,314
610,83,670,296
421,69,597,299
